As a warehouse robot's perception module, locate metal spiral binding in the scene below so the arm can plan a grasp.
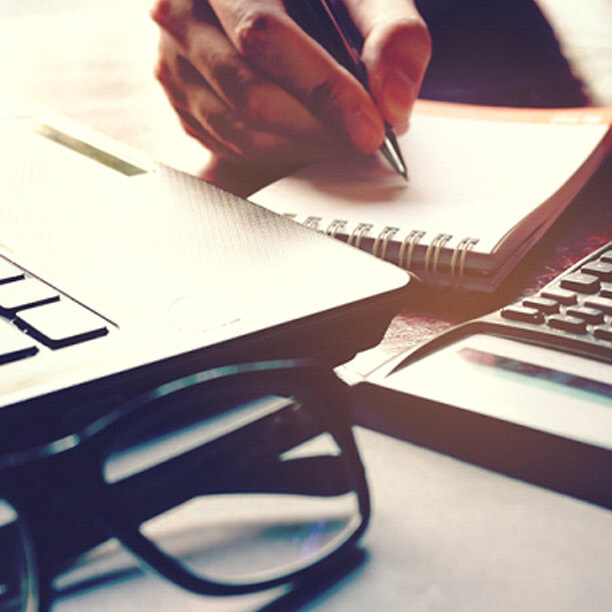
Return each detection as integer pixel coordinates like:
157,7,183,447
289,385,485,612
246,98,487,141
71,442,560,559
398,230,426,269
372,226,399,260
325,219,347,237
450,237,479,286
348,223,373,249
303,216,322,230
424,233,453,275
299,214,479,288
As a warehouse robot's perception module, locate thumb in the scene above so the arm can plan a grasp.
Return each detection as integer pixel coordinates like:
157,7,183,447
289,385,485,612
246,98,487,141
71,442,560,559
344,0,431,129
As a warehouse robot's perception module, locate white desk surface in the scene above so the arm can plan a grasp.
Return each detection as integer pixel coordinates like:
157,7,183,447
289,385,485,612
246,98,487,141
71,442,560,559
1,3,610,610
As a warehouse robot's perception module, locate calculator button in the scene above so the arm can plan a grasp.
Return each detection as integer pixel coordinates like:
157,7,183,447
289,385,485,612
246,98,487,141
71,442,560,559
593,325,612,342
0,279,59,316
522,296,559,314
501,305,544,324
15,300,108,349
560,272,600,294
583,296,612,315
581,261,612,281
547,315,587,334
0,322,38,364
540,287,577,305
0,260,25,284
566,306,604,325
601,283,612,298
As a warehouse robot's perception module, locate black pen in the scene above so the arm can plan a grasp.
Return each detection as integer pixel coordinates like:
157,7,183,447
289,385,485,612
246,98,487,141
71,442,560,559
288,0,409,180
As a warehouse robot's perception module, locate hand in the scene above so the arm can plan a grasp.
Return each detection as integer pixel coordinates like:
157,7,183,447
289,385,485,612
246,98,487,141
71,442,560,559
151,0,431,193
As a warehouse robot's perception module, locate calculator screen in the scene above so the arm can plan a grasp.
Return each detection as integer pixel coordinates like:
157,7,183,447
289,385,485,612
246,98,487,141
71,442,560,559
457,346,611,399
383,333,612,450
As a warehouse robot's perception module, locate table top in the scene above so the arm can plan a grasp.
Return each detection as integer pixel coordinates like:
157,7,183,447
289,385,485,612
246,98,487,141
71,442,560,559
1,2,610,610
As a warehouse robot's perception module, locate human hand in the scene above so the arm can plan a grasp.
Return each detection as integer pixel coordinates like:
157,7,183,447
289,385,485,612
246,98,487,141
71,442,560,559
151,0,431,192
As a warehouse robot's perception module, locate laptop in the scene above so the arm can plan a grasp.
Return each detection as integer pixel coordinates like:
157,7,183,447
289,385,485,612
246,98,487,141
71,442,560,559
0,95,412,448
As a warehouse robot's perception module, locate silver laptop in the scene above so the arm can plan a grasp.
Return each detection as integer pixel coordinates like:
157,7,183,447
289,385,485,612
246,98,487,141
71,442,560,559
0,96,411,447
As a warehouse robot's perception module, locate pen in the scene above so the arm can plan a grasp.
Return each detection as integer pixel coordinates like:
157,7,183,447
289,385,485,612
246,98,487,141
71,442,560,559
288,0,409,180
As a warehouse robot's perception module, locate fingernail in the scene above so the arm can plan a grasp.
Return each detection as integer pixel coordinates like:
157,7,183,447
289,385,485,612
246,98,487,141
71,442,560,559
344,109,384,153
383,68,415,122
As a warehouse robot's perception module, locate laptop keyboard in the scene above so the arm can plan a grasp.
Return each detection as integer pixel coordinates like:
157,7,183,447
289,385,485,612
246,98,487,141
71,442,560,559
0,257,108,364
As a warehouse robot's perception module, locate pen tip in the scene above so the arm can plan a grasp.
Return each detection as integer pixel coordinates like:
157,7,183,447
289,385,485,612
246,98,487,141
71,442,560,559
395,159,409,181
381,131,409,181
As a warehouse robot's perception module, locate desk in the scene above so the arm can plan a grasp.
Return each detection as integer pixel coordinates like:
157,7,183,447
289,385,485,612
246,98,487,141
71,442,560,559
1,2,610,610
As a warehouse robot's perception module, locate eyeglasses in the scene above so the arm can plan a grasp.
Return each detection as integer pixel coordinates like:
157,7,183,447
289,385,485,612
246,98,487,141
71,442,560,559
0,359,370,612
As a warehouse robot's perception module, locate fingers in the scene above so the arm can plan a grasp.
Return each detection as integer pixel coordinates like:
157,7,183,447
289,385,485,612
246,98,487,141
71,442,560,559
152,0,354,167
199,155,298,198
151,0,430,177
154,28,238,159
156,36,346,166
155,0,330,142
208,0,385,152
344,0,431,129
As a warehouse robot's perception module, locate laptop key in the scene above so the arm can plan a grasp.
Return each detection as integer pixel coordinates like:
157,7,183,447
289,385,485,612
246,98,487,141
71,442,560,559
0,321,38,364
583,296,612,315
522,296,559,314
581,261,612,281
16,300,108,349
560,272,600,294
540,287,577,305
566,305,604,325
0,278,59,316
593,324,612,342
0,259,25,284
547,314,588,335
500,305,544,324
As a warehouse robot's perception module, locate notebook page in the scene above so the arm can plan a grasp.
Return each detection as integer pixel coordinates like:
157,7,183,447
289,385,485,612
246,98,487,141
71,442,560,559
251,109,608,255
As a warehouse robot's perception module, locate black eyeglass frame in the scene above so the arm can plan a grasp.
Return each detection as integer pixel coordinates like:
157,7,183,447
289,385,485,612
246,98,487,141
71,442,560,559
0,359,370,610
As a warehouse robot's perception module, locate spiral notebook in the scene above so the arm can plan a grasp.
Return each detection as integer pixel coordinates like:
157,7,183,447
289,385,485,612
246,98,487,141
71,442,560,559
250,102,612,292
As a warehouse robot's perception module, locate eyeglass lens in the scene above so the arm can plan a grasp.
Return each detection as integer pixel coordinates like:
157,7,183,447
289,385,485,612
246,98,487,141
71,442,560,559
101,390,363,587
0,499,38,612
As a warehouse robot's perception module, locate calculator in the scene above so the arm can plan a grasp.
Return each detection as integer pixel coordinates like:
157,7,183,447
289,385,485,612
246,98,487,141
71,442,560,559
353,242,612,508
494,242,612,360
